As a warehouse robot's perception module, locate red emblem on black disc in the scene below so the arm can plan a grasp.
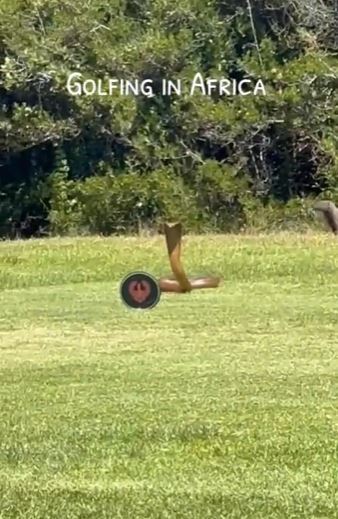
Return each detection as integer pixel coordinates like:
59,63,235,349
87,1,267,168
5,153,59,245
120,272,161,310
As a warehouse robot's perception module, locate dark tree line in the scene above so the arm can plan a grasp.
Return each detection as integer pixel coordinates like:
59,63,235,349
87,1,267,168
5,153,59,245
0,0,337,236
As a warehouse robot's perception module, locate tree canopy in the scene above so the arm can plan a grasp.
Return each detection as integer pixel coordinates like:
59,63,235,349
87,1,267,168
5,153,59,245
0,0,337,236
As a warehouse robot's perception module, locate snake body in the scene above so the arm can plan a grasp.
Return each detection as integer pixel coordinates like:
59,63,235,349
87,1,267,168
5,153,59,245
158,223,221,293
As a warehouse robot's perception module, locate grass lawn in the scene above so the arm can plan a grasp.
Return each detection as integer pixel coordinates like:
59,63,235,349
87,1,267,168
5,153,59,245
0,232,337,518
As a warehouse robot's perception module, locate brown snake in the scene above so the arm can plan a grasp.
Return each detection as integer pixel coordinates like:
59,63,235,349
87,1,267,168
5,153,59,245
158,223,221,293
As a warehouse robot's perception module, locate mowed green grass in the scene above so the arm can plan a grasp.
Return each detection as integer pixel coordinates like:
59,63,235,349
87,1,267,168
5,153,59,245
0,233,337,519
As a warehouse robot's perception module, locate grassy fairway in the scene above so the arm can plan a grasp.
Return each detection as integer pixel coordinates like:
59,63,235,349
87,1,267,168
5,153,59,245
0,233,337,518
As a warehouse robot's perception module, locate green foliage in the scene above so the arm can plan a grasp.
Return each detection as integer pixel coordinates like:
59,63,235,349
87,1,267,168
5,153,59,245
192,160,250,231
49,169,201,235
0,0,337,236
48,152,81,235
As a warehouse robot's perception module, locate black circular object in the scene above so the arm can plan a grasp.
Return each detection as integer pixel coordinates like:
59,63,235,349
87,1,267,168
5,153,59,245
120,271,161,310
